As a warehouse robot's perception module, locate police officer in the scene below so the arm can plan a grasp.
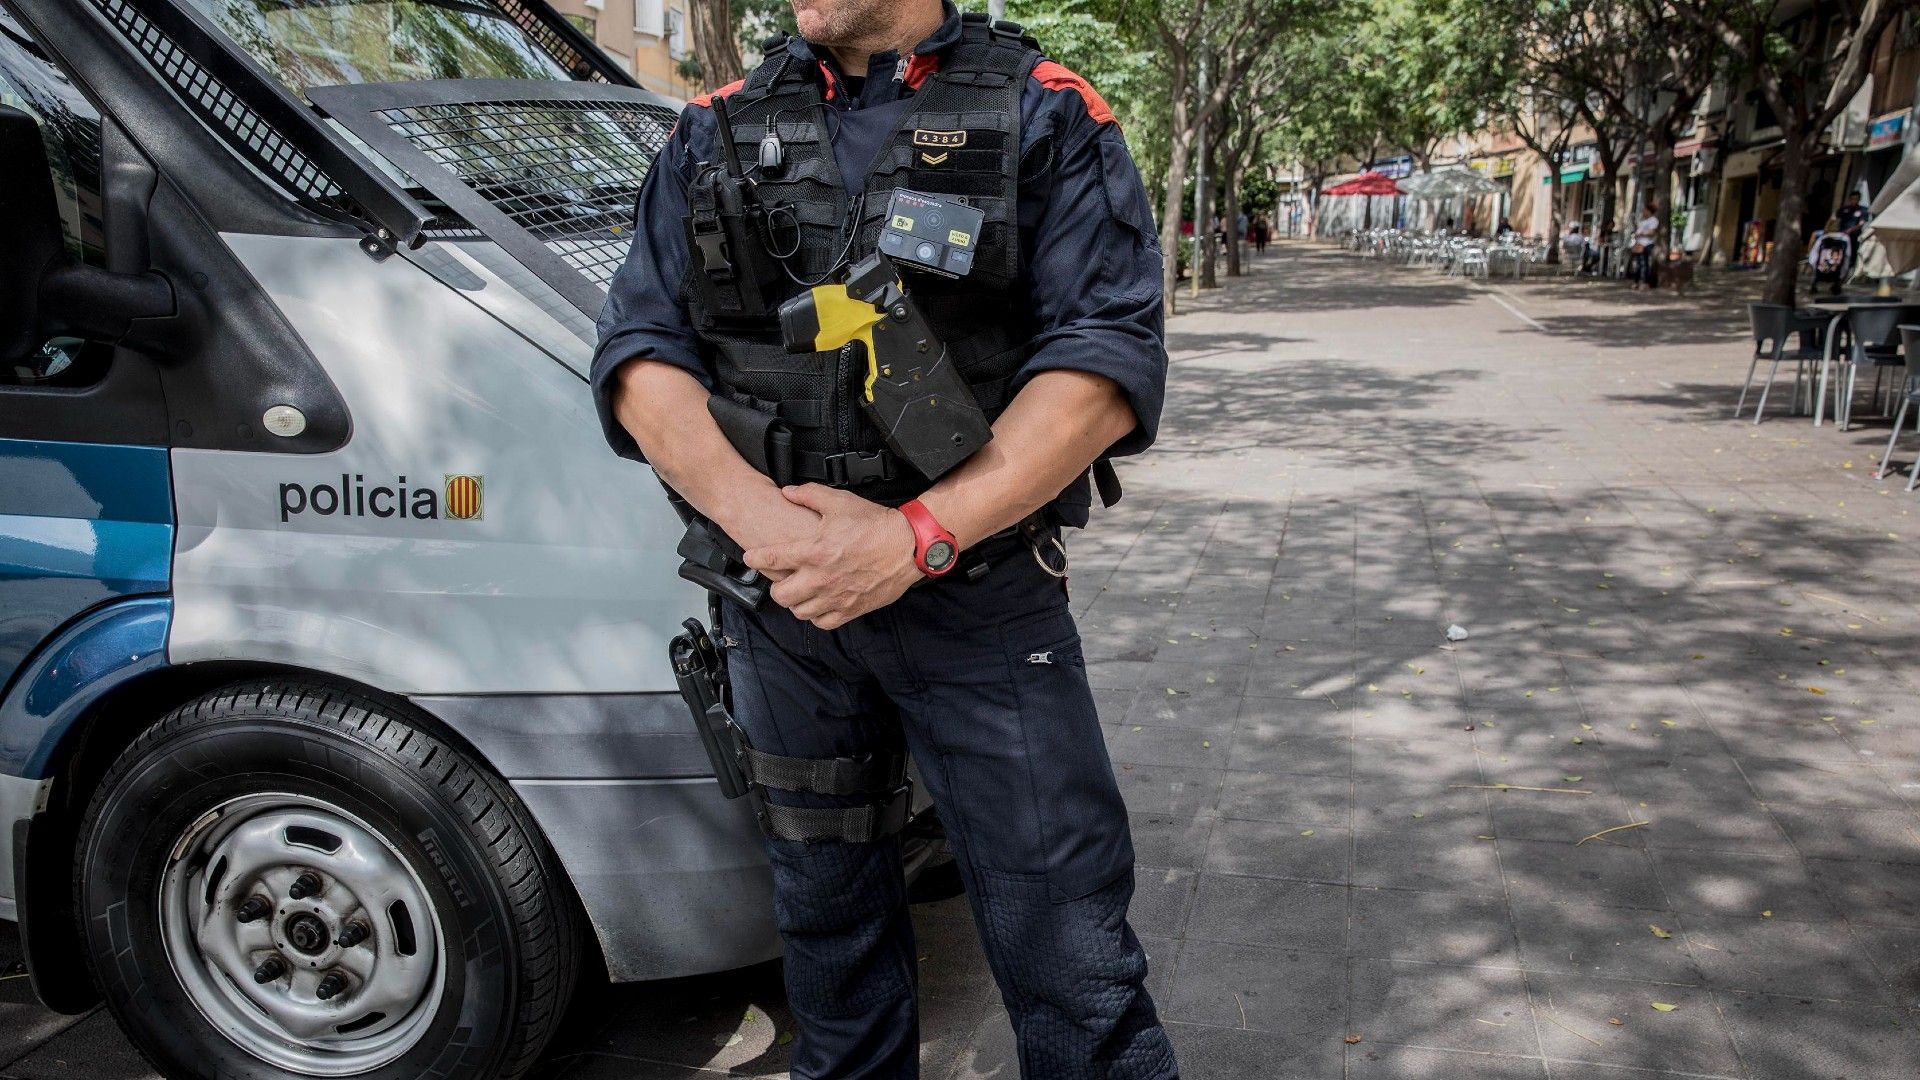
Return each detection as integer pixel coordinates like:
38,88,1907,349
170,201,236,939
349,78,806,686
591,1,1175,1076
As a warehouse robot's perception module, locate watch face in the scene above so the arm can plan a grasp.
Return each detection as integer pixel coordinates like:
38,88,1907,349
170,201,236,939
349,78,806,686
924,539,955,571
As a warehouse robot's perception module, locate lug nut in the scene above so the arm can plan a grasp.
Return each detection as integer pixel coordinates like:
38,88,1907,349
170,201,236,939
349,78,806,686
315,972,349,1001
337,921,371,948
287,872,322,900
235,896,271,924
253,957,287,984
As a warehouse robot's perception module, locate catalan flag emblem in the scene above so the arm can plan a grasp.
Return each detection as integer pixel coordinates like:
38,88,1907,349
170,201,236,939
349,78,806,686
444,474,483,520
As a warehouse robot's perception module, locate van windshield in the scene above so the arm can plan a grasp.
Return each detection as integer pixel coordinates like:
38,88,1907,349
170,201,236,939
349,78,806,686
187,0,575,95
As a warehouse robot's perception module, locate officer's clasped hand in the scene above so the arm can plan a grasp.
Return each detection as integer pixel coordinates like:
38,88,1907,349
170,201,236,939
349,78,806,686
742,484,922,630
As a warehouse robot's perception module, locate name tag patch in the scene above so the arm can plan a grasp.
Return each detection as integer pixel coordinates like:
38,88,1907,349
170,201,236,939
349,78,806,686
912,129,969,148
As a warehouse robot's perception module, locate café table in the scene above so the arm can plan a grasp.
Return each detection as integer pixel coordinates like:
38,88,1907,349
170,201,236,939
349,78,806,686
1806,297,1909,427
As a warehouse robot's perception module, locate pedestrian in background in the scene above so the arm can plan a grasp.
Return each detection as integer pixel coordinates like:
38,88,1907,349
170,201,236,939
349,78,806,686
1629,201,1659,291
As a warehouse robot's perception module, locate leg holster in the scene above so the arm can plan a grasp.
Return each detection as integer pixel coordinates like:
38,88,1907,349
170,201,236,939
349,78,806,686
670,615,912,844
738,743,913,844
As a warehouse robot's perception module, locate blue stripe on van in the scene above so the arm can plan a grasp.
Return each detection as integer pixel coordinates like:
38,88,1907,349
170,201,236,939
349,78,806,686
0,439,173,695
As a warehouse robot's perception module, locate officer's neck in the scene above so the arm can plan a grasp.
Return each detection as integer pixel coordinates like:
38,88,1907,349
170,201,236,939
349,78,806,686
819,2,945,76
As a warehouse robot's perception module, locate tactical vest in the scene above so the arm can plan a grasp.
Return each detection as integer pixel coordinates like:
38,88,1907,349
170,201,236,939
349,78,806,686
686,15,1042,507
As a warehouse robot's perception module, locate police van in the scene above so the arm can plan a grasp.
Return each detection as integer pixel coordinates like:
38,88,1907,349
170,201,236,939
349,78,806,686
0,0,833,1075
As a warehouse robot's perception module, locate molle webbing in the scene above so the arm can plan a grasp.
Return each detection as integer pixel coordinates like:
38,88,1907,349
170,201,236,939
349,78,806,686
689,18,1043,503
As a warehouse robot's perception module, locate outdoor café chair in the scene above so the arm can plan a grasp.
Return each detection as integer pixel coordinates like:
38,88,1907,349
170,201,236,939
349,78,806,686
1879,326,1920,489
1739,303,1825,423
1831,303,1915,431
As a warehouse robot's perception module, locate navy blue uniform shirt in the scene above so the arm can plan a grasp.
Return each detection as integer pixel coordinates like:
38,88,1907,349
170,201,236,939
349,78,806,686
589,3,1168,482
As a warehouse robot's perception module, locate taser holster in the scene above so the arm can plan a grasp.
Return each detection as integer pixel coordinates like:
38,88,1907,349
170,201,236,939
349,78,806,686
670,615,913,843
779,252,993,483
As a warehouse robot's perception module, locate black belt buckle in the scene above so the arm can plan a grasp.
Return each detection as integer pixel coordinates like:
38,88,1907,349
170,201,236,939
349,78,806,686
825,450,894,486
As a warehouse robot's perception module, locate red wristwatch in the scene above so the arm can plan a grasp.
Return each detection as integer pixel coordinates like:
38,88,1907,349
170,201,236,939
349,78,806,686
899,499,959,578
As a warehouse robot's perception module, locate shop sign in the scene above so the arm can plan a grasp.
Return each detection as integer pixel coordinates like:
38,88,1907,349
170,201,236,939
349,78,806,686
1868,111,1907,150
1368,154,1414,179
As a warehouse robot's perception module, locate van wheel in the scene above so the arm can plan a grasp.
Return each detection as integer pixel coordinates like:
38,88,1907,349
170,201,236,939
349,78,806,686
75,682,578,1080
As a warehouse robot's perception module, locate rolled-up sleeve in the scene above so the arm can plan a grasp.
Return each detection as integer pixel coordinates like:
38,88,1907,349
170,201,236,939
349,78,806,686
589,111,711,463
1014,113,1167,457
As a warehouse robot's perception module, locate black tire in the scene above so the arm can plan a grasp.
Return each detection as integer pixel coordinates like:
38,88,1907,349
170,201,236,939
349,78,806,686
74,681,579,1080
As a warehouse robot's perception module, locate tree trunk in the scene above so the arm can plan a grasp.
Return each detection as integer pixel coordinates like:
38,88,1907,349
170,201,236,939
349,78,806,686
1591,132,1621,241
1763,135,1814,307
1198,138,1219,291
1650,127,1678,278
1159,126,1192,318
1224,165,1243,276
689,0,744,91
1546,172,1564,263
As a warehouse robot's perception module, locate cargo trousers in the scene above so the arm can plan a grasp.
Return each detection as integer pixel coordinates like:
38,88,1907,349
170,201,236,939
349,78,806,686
719,535,1178,1080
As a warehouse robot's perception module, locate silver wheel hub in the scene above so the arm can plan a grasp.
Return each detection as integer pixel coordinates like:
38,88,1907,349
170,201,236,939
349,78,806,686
160,794,447,1076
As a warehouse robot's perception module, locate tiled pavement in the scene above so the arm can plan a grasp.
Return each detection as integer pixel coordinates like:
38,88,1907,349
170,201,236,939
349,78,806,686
9,245,1920,1078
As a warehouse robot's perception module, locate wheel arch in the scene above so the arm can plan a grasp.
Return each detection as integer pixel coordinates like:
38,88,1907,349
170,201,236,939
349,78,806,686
13,657,598,1015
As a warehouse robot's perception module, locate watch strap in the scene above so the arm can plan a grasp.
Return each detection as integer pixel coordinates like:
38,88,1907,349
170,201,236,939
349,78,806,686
900,499,958,578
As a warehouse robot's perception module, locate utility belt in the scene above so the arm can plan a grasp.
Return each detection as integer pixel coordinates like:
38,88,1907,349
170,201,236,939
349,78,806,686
670,607,913,843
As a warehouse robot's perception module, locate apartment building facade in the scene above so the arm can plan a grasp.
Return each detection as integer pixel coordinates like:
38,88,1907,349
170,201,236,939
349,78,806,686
549,0,699,100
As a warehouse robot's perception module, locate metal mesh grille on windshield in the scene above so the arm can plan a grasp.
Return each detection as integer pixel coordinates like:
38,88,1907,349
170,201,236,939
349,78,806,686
88,0,356,218
378,97,676,289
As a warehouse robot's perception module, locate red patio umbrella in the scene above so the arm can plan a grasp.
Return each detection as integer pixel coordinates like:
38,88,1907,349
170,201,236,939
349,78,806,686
1323,171,1404,197
1322,171,1405,230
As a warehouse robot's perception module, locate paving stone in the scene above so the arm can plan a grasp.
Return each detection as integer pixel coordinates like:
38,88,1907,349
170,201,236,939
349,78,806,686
1630,796,1799,856
1524,973,1742,1075
1852,924,1920,1007
1106,720,1234,770
1738,755,1906,810
1717,989,1920,1080
1217,770,1351,826
1497,838,1667,910
1353,826,1501,894
1648,847,1839,923
1806,857,1920,927
1232,702,1355,768
1161,1023,1347,1080
1111,762,1224,817
1158,940,1347,1033
1128,809,1216,870
913,913,1001,1004
1346,959,1538,1055
1345,1044,1549,1079
1509,901,1700,984
1184,873,1348,953
1681,913,1894,1003
1128,867,1197,940
1205,818,1352,883
1767,803,1920,863
1349,887,1519,967
0,1012,164,1080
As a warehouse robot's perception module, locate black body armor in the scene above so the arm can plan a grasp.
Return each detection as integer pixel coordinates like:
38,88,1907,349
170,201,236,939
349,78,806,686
686,15,1043,508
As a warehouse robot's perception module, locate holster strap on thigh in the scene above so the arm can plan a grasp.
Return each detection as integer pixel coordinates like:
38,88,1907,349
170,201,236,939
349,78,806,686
759,785,914,843
739,746,907,796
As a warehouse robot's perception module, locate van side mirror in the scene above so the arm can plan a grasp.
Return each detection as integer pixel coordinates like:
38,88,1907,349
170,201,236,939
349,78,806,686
0,105,174,360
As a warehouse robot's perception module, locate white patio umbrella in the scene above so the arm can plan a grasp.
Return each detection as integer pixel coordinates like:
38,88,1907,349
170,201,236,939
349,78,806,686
1865,151,1920,272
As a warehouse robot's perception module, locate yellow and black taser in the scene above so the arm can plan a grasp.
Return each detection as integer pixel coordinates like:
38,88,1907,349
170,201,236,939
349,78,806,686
779,238,994,481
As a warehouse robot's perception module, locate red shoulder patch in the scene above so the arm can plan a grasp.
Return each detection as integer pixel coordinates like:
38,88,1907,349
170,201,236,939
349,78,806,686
904,53,940,90
688,79,746,109
1031,60,1116,126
